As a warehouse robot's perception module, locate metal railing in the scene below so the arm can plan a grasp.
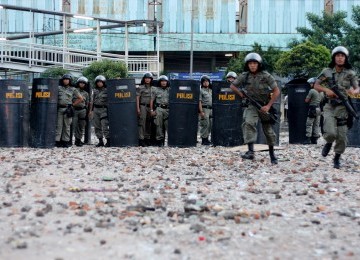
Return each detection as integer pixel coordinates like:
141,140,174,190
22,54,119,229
0,40,158,74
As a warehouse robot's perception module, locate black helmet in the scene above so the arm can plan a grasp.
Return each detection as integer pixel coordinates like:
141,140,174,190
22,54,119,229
200,75,211,83
157,75,170,87
95,75,106,83
62,74,72,80
141,72,154,85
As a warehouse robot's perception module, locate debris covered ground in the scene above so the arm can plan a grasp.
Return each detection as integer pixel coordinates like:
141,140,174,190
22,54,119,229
0,130,359,260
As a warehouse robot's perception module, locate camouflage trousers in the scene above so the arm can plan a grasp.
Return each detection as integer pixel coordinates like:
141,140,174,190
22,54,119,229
56,108,72,142
322,104,348,154
242,105,276,146
72,108,87,140
306,107,321,138
154,107,169,140
93,107,109,139
199,108,212,139
138,105,152,140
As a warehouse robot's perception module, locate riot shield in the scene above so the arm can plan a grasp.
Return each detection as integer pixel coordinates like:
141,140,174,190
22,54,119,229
29,78,59,148
168,80,199,147
0,79,30,147
107,79,138,146
212,80,243,146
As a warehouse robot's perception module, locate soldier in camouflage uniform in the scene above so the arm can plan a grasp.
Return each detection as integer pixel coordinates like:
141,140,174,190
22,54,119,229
150,75,170,146
230,53,280,164
89,75,110,147
314,46,359,168
304,77,323,145
56,74,83,148
199,75,212,145
72,76,91,147
136,72,153,146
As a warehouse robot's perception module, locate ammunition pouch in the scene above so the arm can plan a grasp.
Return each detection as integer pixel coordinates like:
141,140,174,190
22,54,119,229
64,104,74,118
336,117,348,127
307,105,318,118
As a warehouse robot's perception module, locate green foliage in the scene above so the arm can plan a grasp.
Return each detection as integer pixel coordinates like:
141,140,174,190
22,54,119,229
226,43,282,76
275,41,330,78
342,6,360,70
295,11,348,50
41,67,69,78
82,59,128,82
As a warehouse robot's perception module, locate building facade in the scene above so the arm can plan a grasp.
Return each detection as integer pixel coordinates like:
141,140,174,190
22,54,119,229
1,0,360,73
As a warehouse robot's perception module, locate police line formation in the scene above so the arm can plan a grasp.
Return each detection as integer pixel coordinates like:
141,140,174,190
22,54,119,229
0,46,359,170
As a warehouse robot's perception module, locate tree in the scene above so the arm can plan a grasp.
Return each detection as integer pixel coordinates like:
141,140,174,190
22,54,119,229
41,67,69,78
275,41,330,78
226,43,282,76
83,59,128,82
343,6,360,70
295,11,348,50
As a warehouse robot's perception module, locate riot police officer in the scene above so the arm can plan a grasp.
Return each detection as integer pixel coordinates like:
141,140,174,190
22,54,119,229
199,75,212,145
150,75,170,146
226,71,237,83
90,75,110,147
230,53,280,164
304,77,323,145
314,46,359,168
137,72,153,146
56,74,83,148
72,76,91,146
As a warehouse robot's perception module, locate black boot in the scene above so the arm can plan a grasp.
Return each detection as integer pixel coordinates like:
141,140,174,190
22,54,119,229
201,138,211,145
62,140,72,148
269,145,278,165
75,138,83,147
156,139,164,147
55,141,63,147
241,143,255,160
105,138,111,147
321,143,332,157
310,137,318,144
333,153,341,169
303,137,311,145
96,138,104,147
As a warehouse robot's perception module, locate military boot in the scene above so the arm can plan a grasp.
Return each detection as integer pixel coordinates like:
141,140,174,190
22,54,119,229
269,145,278,165
241,143,255,160
75,138,83,147
201,138,211,145
333,153,341,169
105,138,111,147
321,143,332,157
55,141,62,148
303,137,311,145
96,138,104,147
62,140,72,148
310,137,318,144
156,139,164,147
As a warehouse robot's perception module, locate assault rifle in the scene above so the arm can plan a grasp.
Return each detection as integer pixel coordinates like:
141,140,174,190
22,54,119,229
240,88,279,124
330,74,359,119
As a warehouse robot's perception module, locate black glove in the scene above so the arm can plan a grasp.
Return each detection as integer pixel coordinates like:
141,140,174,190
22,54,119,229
64,104,74,118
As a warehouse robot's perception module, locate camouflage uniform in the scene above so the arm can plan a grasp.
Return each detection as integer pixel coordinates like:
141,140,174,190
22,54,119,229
305,88,322,140
232,71,277,146
199,87,212,140
92,87,109,140
317,67,358,154
151,86,170,142
56,85,81,143
72,89,90,143
137,84,152,142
